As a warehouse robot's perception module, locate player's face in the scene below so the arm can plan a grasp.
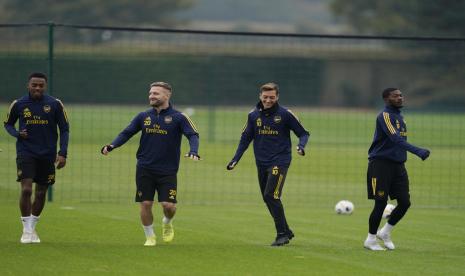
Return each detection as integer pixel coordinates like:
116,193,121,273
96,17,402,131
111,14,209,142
27,77,47,100
386,90,403,108
149,86,171,107
260,90,279,109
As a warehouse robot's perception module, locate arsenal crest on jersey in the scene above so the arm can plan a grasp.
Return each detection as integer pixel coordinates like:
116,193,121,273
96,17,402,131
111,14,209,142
43,105,51,113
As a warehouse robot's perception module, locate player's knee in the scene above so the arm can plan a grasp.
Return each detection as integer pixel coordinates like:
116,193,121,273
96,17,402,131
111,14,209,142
400,199,411,210
161,202,176,212
374,199,388,208
21,186,33,197
263,193,277,203
140,201,153,210
35,189,47,200
35,185,48,198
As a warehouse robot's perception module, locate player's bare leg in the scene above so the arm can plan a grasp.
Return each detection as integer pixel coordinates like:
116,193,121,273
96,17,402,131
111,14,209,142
28,184,48,243
20,179,33,216
140,201,156,246
31,184,48,216
161,202,176,242
19,179,34,243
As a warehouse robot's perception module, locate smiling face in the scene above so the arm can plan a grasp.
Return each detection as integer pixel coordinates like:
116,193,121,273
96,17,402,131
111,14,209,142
27,77,47,100
260,90,279,109
149,85,171,108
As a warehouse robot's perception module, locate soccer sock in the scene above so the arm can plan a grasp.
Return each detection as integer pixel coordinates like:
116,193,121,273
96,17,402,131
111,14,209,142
31,215,40,231
21,216,33,233
142,224,154,238
366,233,377,241
380,222,394,235
162,216,172,224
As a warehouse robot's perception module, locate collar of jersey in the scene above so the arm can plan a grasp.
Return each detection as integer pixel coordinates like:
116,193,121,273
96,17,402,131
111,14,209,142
27,93,44,102
152,103,173,115
257,101,279,116
384,105,401,114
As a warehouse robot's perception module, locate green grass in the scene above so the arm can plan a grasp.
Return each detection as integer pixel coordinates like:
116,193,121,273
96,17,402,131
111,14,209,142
0,202,464,275
1,104,465,274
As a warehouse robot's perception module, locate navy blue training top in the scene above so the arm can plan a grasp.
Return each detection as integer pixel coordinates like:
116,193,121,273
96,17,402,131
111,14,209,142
4,93,70,160
111,104,199,174
368,105,426,163
231,102,309,168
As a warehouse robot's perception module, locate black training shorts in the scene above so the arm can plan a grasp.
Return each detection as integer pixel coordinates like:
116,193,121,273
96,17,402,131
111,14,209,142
367,159,409,200
16,156,56,185
135,166,177,203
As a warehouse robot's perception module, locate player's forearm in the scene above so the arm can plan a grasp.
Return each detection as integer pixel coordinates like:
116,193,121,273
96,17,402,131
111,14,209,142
391,135,424,156
110,134,130,148
298,133,310,149
187,134,199,153
4,124,19,138
232,140,251,162
59,130,70,157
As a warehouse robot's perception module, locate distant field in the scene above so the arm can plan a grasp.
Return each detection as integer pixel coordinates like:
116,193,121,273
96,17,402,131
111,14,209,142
1,104,464,208
1,104,464,275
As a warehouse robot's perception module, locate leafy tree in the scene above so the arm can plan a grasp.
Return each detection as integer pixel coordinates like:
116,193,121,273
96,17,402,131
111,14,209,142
329,0,465,108
0,0,194,26
330,0,465,37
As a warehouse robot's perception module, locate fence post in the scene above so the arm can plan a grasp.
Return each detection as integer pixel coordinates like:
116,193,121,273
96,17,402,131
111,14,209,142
47,21,55,202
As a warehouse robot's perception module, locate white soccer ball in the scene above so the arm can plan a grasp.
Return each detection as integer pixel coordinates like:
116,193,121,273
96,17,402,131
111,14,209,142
335,200,354,215
383,203,396,219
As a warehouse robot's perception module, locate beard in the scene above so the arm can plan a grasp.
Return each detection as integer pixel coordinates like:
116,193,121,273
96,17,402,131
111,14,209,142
150,100,163,107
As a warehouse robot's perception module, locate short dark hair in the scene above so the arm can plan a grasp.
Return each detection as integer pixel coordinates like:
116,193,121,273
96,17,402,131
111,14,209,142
260,82,279,95
382,87,399,99
150,81,172,92
28,72,47,82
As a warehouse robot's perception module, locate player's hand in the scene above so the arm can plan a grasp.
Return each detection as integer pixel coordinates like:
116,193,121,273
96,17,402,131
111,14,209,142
226,160,237,170
101,144,114,155
55,155,66,169
419,149,430,161
19,129,28,139
185,152,201,161
296,146,305,156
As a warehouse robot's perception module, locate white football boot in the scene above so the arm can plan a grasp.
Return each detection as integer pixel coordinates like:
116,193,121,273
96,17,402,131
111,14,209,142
364,238,386,251
377,231,395,250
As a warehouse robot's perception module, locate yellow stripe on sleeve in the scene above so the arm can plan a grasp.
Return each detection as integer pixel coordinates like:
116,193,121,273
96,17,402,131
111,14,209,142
56,99,69,123
181,113,199,133
241,118,249,133
287,109,301,122
4,100,17,123
383,112,396,134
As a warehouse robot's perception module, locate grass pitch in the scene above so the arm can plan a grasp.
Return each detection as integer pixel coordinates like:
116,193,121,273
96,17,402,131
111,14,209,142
0,202,464,275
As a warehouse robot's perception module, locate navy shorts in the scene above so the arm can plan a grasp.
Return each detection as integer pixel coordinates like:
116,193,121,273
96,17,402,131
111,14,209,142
16,156,56,185
135,166,177,203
